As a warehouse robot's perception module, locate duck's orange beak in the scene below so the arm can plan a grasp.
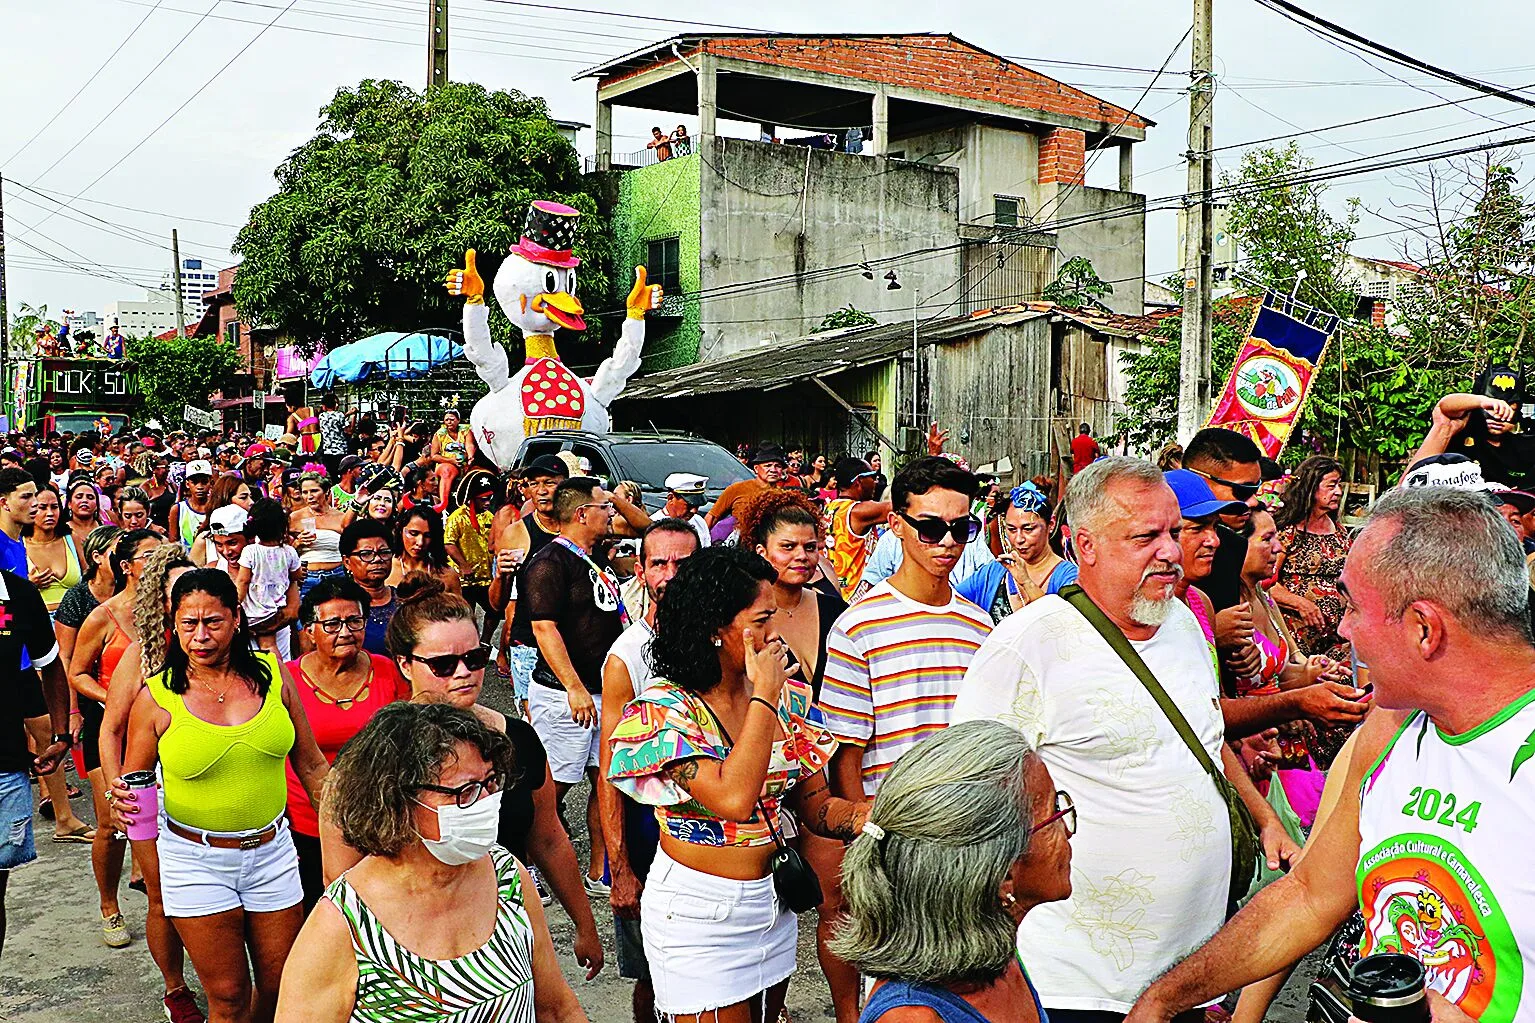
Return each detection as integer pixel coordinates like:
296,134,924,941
533,291,586,332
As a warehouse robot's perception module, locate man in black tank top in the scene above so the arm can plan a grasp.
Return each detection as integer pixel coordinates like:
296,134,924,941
489,455,567,715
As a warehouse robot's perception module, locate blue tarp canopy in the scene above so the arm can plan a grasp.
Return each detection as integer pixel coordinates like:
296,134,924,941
310,331,462,389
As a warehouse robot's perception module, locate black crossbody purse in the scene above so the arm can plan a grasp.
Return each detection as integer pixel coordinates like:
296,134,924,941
698,697,825,913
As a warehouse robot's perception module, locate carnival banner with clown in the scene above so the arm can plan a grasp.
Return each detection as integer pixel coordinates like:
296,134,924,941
1206,290,1339,459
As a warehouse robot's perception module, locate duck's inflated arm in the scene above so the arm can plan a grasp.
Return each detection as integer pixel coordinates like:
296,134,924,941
445,248,509,392
589,266,661,407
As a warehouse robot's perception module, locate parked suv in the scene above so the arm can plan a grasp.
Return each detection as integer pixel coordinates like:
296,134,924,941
511,430,751,513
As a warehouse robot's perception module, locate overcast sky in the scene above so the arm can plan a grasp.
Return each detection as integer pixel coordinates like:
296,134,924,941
5,0,1535,321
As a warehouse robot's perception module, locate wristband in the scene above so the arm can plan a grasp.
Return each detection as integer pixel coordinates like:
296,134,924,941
51,733,74,749
749,696,777,714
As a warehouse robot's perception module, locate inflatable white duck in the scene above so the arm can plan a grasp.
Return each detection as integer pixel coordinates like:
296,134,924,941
445,199,661,470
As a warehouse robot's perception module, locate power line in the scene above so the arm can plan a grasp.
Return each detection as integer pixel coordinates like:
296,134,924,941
1,0,167,172
17,0,301,244
1248,0,1535,111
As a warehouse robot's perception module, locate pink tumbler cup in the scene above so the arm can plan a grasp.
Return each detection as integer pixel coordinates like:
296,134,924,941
121,770,160,841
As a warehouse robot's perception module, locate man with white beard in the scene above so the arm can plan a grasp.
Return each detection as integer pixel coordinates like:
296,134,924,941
953,457,1290,1023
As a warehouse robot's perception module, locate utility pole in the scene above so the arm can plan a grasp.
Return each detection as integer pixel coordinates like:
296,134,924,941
427,0,449,91
171,229,186,338
0,174,9,404
1177,0,1215,443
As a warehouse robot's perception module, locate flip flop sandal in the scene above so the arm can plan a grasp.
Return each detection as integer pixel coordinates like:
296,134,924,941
53,825,94,844
129,878,148,895
38,797,55,821
66,783,83,799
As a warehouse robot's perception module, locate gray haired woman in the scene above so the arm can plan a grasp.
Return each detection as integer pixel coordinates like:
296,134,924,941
834,721,1075,1023
276,701,588,1023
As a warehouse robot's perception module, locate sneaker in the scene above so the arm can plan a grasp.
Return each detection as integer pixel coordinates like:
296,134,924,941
583,873,611,899
163,985,207,1023
101,912,130,948
529,866,552,906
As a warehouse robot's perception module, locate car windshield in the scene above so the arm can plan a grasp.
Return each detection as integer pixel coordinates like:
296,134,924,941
611,440,752,492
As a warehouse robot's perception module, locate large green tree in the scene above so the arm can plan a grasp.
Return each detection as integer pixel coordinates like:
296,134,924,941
126,334,243,424
232,79,615,353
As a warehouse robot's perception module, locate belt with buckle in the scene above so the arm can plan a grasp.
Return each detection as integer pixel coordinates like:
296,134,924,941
166,819,278,850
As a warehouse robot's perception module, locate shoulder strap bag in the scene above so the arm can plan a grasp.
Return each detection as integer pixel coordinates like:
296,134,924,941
696,697,824,913
1058,584,1260,914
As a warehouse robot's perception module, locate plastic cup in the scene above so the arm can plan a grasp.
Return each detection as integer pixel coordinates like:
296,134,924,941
301,517,317,534
121,770,160,841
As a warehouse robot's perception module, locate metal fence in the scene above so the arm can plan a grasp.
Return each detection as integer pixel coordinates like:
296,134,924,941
959,239,1056,314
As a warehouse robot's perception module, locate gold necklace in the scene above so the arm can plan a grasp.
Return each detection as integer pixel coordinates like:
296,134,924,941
193,671,240,704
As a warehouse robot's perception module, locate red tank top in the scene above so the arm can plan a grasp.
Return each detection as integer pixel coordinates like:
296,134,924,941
283,653,409,836
99,607,133,691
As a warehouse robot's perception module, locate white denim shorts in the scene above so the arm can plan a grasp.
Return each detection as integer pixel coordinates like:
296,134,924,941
528,684,601,785
640,846,797,1015
157,815,303,918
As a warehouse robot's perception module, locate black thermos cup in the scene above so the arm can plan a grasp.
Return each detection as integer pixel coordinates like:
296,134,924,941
1348,953,1431,1023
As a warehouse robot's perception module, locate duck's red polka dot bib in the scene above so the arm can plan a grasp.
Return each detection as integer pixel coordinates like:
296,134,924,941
521,358,585,432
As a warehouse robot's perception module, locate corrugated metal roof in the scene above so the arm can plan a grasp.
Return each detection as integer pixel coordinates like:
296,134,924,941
618,309,1046,401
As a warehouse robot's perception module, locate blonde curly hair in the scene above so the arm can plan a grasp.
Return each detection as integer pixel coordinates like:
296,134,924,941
133,543,195,677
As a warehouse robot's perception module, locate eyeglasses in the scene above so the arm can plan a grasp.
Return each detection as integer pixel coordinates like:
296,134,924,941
1029,790,1077,837
347,548,393,563
1188,467,1260,502
415,771,503,809
897,512,982,545
408,645,493,678
578,502,615,515
314,615,366,635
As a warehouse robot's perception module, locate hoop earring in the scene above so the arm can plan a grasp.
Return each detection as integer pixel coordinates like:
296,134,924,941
711,637,722,647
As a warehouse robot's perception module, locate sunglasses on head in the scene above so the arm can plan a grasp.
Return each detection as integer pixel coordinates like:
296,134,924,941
898,512,982,545
408,645,493,678
1189,467,1260,502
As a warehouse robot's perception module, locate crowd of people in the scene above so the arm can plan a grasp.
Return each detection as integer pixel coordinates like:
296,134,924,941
0,377,1532,1023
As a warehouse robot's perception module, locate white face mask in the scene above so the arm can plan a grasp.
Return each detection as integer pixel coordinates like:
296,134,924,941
416,790,503,866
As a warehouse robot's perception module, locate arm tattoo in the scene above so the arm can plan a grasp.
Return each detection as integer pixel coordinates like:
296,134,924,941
665,759,701,792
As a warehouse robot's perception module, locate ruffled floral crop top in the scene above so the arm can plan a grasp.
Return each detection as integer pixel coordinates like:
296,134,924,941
607,678,837,848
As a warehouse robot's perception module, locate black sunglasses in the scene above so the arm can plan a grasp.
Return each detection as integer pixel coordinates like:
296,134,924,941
416,771,503,809
1189,467,1260,502
898,512,982,545
408,645,493,678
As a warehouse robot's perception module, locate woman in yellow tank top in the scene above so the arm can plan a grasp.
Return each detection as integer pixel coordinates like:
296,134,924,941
25,483,83,613
115,567,329,1023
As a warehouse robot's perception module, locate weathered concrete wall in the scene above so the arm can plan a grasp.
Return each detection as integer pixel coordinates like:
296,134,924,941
895,124,1041,226
1052,185,1145,315
698,137,962,360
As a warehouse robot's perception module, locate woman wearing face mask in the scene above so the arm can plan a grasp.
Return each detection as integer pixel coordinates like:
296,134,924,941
274,702,588,1023
955,483,1077,625
114,569,329,1023
320,576,607,980
607,545,873,1022
835,720,1073,1022
387,506,462,594
285,577,410,912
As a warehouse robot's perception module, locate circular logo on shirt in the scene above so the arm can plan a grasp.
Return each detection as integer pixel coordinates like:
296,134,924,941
1357,833,1518,1020
589,568,618,612
1233,355,1302,420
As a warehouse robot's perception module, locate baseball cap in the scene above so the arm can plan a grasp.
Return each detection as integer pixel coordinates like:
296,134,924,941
185,459,214,479
524,453,570,479
243,441,273,459
1400,453,1497,492
209,505,249,535
1492,486,1535,513
665,472,708,496
339,455,365,475
1164,469,1248,519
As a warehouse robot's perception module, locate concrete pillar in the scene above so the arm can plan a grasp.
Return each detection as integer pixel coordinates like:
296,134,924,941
1119,142,1134,192
871,86,889,157
698,52,718,143
594,97,612,171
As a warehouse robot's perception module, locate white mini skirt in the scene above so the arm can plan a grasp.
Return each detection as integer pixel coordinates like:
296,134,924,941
639,845,798,1015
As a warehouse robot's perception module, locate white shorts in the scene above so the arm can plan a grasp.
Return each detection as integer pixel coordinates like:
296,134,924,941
528,684,601,785
640,846,797,1015
157,815,303,918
